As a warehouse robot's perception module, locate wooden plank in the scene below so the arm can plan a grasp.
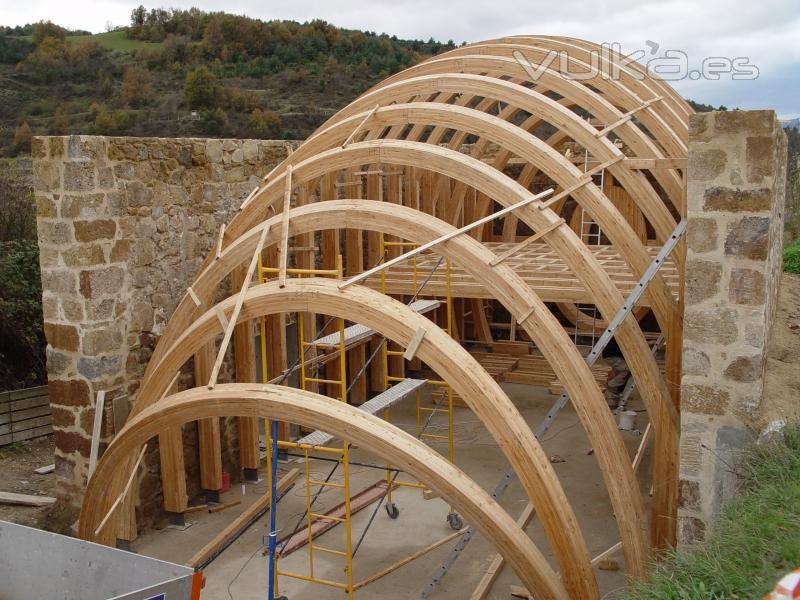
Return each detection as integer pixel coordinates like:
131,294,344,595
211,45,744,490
0,492,56,507
278,479,397,557
88,390,105,480
232,264,260,471
277,165,293,288
8,424,52,443
185,468,300,568
35,464,55,474
11,415,51,432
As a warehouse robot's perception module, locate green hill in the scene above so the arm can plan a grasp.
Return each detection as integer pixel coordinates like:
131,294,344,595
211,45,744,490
0,8,457,157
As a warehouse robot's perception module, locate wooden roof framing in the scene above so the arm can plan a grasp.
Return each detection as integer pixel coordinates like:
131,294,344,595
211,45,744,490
79,36,690,600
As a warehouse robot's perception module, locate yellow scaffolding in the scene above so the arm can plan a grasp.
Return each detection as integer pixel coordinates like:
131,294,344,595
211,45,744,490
258,255,355,599
378,234,459,527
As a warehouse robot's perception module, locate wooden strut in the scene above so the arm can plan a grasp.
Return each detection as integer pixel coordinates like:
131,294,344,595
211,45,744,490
342,103,380,148
278,164,293,288
339,187,554,289
595,96,664,138
93,444,147,536
537,155,624,211
216,224,225,260
207,225,270,389
403,327,426,360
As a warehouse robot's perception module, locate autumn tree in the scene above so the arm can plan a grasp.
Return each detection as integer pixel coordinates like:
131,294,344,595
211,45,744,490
248,108,281,138
13,121,32,152
122,65,154,107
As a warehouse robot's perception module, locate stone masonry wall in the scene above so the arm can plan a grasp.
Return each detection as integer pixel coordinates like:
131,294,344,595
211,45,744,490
680,110,788,544
33,135,294,520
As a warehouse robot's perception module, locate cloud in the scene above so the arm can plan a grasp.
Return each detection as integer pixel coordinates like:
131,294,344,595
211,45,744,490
2,0,797,116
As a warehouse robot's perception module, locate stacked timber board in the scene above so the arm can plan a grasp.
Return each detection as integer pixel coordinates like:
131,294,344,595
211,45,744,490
0,386,52,446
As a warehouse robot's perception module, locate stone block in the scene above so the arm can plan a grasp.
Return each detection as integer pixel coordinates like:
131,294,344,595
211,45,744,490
685,259,722,304
724,216,770,260
62,244,105,267
82,327,123,356
682,347,710,376
684,308,738,345
38,221,72,246
729,268,765,305
678,479,701,511
723,355,761,383
207,139,223,163
714,110,773,135
688,149,726,182
35,194,57,218
686,218,718,253
703,187,771,213
46,347,74,376
54,430,92,458
50,405,76,428
64,161,96,192
678,516,706,544
33,161,61,192
41,269,78,296
746,136,775,183
110,239,132,262
43,322,80,352
62,193,105,219
49,378,91,408
79,267,125,298
74,219,116,242
77,355,123,380
683,383,730,415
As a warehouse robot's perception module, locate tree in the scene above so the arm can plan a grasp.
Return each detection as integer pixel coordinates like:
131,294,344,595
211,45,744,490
51,105,68,134
31,20,66,45
13,121,31,152
183,65,220,108
122,65,154,107
248,108,281,138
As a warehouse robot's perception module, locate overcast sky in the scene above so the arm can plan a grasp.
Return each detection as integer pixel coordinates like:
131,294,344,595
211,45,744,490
2,0,798,118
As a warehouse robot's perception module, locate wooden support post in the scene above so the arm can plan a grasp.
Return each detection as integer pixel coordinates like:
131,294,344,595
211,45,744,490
278,165,293,288
367,171,386,392
232,265,260,471
196,345,223,491
345,168,367,404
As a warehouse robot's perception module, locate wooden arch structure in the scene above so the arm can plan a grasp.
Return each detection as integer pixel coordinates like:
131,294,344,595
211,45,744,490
81,35,690,599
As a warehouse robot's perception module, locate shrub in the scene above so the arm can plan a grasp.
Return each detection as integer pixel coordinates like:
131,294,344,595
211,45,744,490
784,238,800,274
248,108,281,138
0,240,45,390
184,65,220,108
13,121,32,153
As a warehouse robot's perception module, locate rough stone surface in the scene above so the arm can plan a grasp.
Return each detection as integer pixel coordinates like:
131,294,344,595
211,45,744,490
34,134,295,514
680,110,787,546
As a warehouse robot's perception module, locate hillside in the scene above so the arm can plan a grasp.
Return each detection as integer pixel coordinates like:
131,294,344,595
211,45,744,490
0,9,457,157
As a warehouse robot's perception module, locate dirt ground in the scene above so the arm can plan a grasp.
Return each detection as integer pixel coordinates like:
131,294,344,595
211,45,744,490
762,272,800,428
0,436,56,528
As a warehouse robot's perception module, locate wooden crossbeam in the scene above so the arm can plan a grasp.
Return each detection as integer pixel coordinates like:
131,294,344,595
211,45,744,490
342,104,380,148
93,444,147,536
489,219,565,266
278,165,293,288
340,187,554,289
625,157,687,170
214,305,229,330
208,225,270,389
595,96,663,138
186,286,201,308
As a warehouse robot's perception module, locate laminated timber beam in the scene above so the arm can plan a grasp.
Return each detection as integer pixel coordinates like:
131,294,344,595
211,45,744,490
80,384,569,600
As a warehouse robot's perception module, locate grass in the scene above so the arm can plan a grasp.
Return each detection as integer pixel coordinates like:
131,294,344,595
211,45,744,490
625,426,800,599
65,30,162,52
785,238,800,274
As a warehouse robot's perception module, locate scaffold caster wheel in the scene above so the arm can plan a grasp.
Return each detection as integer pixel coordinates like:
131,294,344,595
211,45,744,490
447,511,463,530
385,502,400,519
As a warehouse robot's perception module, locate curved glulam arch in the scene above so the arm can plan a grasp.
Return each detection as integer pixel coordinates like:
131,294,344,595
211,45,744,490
80,384,569,600
86,36,691,596
137,200,649,582
350,52,685,207
119,278,600,598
